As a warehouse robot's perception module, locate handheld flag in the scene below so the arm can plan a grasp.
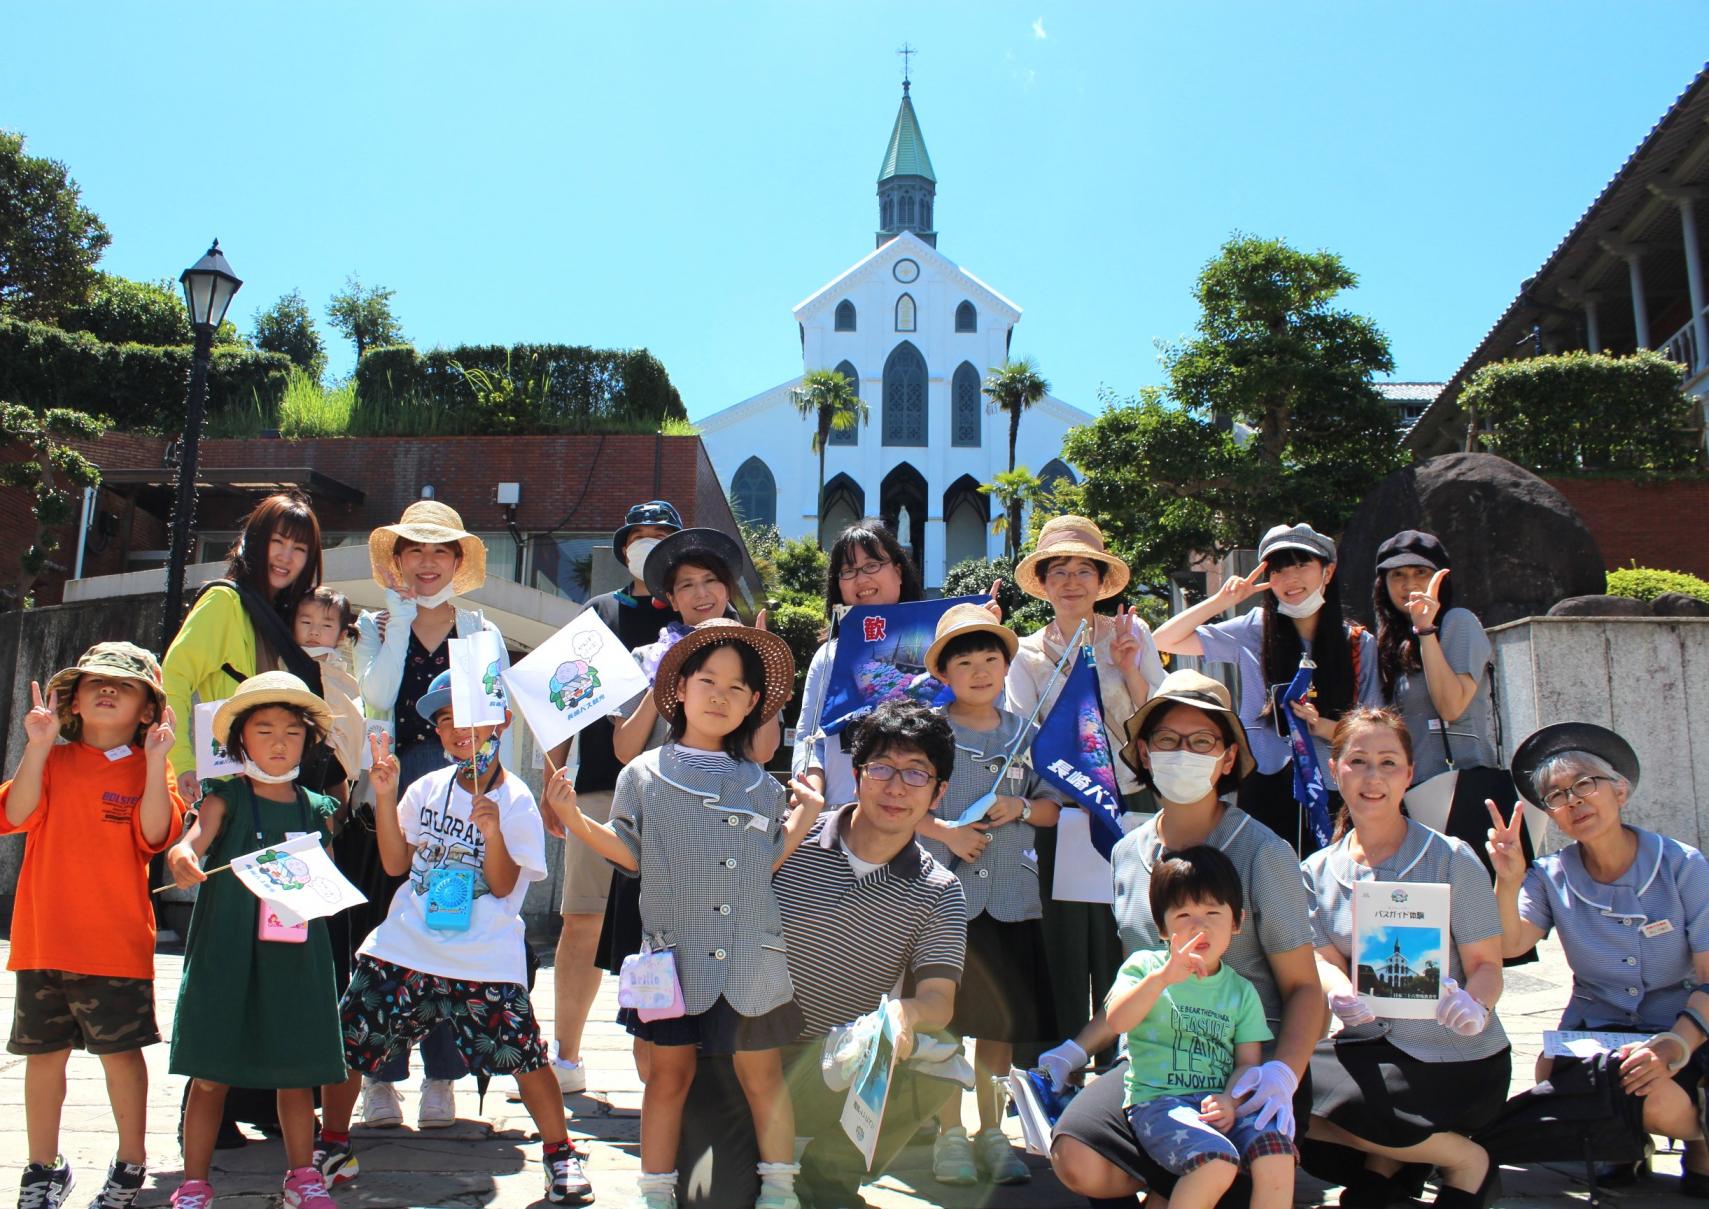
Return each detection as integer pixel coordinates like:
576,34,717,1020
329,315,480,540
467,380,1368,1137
449,630,508,727
1279,659,1335,851
1031,644,1124,857
817,595,989,737
230,833,367,926
500,610,648,754
193,699,242,782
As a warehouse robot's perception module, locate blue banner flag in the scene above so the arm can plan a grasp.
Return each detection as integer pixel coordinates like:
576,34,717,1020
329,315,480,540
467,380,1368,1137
1030,645,1125,858
1278,659,1335,850
817,595,989,737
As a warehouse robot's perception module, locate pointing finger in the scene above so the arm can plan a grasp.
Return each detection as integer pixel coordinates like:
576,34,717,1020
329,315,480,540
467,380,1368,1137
1427,568,1450,600
30,681,43,709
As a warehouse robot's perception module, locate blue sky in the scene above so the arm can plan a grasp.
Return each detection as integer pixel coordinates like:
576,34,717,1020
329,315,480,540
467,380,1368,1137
5,4,1703,421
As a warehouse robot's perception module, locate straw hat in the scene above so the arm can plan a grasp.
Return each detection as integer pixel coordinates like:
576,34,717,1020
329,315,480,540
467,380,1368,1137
1119,669,1255,781
652,618,795,724
1015,515,1131,601
924,602,1018,676
1510,721,1640,809
368,501,488,595
212,671,334,748
45,641,167,738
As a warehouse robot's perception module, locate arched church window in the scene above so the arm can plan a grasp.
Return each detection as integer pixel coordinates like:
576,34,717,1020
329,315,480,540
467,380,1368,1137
835,300,856,332
952,362,981,447
828,360,859,446
882,342,927,447
955,301,976,333
894,294,916,333
731,457,777,528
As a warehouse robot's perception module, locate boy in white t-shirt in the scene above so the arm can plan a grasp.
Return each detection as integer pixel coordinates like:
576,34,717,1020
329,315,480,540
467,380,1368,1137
317,671,592,1205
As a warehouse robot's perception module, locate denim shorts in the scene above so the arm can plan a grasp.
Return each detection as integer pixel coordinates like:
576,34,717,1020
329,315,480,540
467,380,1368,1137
1124,1094,1295,1175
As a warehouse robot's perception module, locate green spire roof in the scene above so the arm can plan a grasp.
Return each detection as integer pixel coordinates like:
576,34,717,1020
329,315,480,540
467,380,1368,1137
877,87,936,184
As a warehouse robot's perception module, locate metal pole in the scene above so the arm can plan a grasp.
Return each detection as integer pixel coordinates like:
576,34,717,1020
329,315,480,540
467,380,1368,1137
161,322,214,649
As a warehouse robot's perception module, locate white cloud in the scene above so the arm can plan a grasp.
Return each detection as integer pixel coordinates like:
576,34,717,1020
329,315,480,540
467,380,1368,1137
1031,17,1048,39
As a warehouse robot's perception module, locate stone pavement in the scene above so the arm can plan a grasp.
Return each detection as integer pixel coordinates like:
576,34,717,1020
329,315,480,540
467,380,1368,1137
0,931,1702,1209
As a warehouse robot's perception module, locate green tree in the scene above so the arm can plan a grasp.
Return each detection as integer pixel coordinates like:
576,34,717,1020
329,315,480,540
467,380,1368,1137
62,274,189,345
252,288,327,379
979,466,1048,563
327,274,405,360
773,536,828,606
0,401,106,606
983,357,1051,545
790,368,868,540
1061,235,1403,597
0,132,111,323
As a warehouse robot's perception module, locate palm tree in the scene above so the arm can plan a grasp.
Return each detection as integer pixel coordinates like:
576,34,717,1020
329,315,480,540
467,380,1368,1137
982,357,1051,552
980,467,1045,563
791,369,869,543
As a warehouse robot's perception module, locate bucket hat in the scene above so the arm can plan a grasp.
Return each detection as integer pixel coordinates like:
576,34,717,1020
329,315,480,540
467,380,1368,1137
1120,669,1255,781
211,671,334,748
1015,515,1131,601
652,618,794,724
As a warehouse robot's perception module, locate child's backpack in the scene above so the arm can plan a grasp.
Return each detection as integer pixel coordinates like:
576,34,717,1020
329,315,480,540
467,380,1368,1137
1473,1053,1649,1204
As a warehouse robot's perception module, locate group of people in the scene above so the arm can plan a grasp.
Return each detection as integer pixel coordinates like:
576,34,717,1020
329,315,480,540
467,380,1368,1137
4,487,1707,1209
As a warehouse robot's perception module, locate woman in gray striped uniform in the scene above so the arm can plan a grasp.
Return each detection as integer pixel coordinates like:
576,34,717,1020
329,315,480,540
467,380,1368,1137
546,620,823,1209
1302,708,1508,1209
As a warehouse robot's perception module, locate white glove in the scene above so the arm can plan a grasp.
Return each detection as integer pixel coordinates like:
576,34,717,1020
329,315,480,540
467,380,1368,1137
1435,977,1489,1036
1230,1060,1299,1136
1328,989,1377,1028
1038,1038,1089,1093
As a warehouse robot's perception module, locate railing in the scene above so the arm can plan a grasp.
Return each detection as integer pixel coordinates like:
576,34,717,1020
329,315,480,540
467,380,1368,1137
1661,306,1707,375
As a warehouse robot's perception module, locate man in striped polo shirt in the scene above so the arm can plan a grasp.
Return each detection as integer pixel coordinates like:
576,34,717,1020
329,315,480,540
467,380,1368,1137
773,700,969,1209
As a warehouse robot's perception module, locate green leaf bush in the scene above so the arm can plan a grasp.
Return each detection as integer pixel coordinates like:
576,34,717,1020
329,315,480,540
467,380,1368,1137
1605,565,1709,604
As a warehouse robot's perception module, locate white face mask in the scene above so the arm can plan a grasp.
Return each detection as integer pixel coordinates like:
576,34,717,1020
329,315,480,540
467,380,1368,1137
625,537,661,583
1148,750,1224,804
243,758,300,785
1275,586,1326,620
411,585,457,609
300,645,336,660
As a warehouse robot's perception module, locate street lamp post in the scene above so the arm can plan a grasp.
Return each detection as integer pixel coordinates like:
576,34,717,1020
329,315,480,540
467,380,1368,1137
161,240,241,649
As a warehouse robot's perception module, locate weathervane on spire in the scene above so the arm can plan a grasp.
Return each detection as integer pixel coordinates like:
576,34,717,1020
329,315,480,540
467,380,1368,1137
898,43,915,93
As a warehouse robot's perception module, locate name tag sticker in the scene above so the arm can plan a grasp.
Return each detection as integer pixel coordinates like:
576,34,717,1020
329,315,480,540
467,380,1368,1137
103,745,133,762
1641,919,1674,938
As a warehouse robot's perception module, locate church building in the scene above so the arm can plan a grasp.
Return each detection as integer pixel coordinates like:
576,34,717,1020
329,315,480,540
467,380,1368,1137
697,78,1093,588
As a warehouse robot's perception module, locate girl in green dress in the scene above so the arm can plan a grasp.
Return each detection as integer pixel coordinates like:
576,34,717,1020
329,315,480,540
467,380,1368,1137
165,673,347,1209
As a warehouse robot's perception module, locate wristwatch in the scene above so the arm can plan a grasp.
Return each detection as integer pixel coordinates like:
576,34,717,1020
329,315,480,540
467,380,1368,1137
1020,801,1033,823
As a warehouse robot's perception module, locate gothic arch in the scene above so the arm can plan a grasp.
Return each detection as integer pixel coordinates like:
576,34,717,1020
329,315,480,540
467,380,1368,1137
882,341,927,447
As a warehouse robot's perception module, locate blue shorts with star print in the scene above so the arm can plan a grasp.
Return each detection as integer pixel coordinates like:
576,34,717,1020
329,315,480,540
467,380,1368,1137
1125,1095,1295,1175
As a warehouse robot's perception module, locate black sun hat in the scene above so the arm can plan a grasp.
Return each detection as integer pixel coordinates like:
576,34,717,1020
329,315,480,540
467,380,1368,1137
1510,722,1640,809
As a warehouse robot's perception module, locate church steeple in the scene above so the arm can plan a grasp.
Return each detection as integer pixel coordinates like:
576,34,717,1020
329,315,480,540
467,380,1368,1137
876,76,937,249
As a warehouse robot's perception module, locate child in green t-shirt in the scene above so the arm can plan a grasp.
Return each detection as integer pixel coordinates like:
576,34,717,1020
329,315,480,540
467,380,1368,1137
1104,845,1296,1209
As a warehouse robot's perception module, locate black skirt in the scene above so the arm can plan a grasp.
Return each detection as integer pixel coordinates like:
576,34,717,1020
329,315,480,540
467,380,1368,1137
622,995,804,1056
949,913,1058,1046
1236,767,1340,859
1309,1036,1511,1149
597,871,644,976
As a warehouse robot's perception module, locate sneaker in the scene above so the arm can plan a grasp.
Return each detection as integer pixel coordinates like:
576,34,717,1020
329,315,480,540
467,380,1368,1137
281,1166,335,1209
542,1144,594,1205
16,1159,73,1209
312,1135,359,1187
551,1049,588,1096
86,1160,145,1209
754,1187,799,1209
973,1127,1030,1186
930,1127,976,1186
639,1193,676,1209
358,1077,404,1129
166,1181,212,1209
417,1078,455,1129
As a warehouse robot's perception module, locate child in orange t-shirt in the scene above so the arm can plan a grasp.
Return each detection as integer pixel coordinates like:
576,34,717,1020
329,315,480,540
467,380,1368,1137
1,642,185,1209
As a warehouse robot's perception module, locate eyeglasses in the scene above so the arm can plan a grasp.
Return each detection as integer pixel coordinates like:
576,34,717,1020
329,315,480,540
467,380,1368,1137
860,762,936,788
1541,775,1611,813
838,558,892,582
1147,728,1226,755
1045,566,1100,585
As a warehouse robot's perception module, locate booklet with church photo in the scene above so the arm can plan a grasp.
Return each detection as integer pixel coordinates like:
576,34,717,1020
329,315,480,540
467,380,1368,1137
1352,881,1450,1020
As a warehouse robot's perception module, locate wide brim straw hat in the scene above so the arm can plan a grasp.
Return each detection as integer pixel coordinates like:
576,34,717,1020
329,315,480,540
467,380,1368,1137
1509,721,1640,809
652,618,795,724
924,602,1018,676
368,501,487,595
212,670,335,748
45,641,167,738
1119,669,1255,782
643,528,744,601
1015,515,1131,601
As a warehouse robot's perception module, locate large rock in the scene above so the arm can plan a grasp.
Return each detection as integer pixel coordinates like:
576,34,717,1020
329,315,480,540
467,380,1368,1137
1651,591,1709,617
1340,453,1605,627
1547,594,1651,617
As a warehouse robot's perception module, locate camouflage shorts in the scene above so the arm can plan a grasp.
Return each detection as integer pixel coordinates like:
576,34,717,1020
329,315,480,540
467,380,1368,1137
9,969,159,1056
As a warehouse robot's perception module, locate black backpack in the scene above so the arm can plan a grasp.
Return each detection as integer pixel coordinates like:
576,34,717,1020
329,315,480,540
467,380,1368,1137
1473,1053,1649,1201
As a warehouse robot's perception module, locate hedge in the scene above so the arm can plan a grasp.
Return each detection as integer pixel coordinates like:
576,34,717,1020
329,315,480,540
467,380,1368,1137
1463,349,1700,475
355,342,685,435
0,316,292,435
1605,566,1709,604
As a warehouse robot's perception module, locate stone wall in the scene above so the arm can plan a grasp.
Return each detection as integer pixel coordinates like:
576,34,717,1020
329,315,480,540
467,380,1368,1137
1490,616,1709,849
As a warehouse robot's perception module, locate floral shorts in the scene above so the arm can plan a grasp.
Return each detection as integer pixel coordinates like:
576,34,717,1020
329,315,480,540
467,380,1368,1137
340,955,548,1076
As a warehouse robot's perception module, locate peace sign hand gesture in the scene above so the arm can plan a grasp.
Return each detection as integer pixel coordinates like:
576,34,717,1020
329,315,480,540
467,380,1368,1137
1110,604,1143,665
1407,568,1449,632
23,682,59,750
1485,799,1528,885
144,705,176,763
1160,930,1209,985
368,731,400,800
1213,562,1270,610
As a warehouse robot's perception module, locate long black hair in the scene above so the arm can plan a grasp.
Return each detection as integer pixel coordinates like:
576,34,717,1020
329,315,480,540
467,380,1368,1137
225,492,322,614
1372,566,1457,699
822,518,923,619
666,637,769,761
1259,551,1357,720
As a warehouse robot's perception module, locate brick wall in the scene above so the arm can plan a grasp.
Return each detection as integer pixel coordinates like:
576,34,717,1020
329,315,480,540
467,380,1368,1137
1547,476,1709,578
1,433,738,604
